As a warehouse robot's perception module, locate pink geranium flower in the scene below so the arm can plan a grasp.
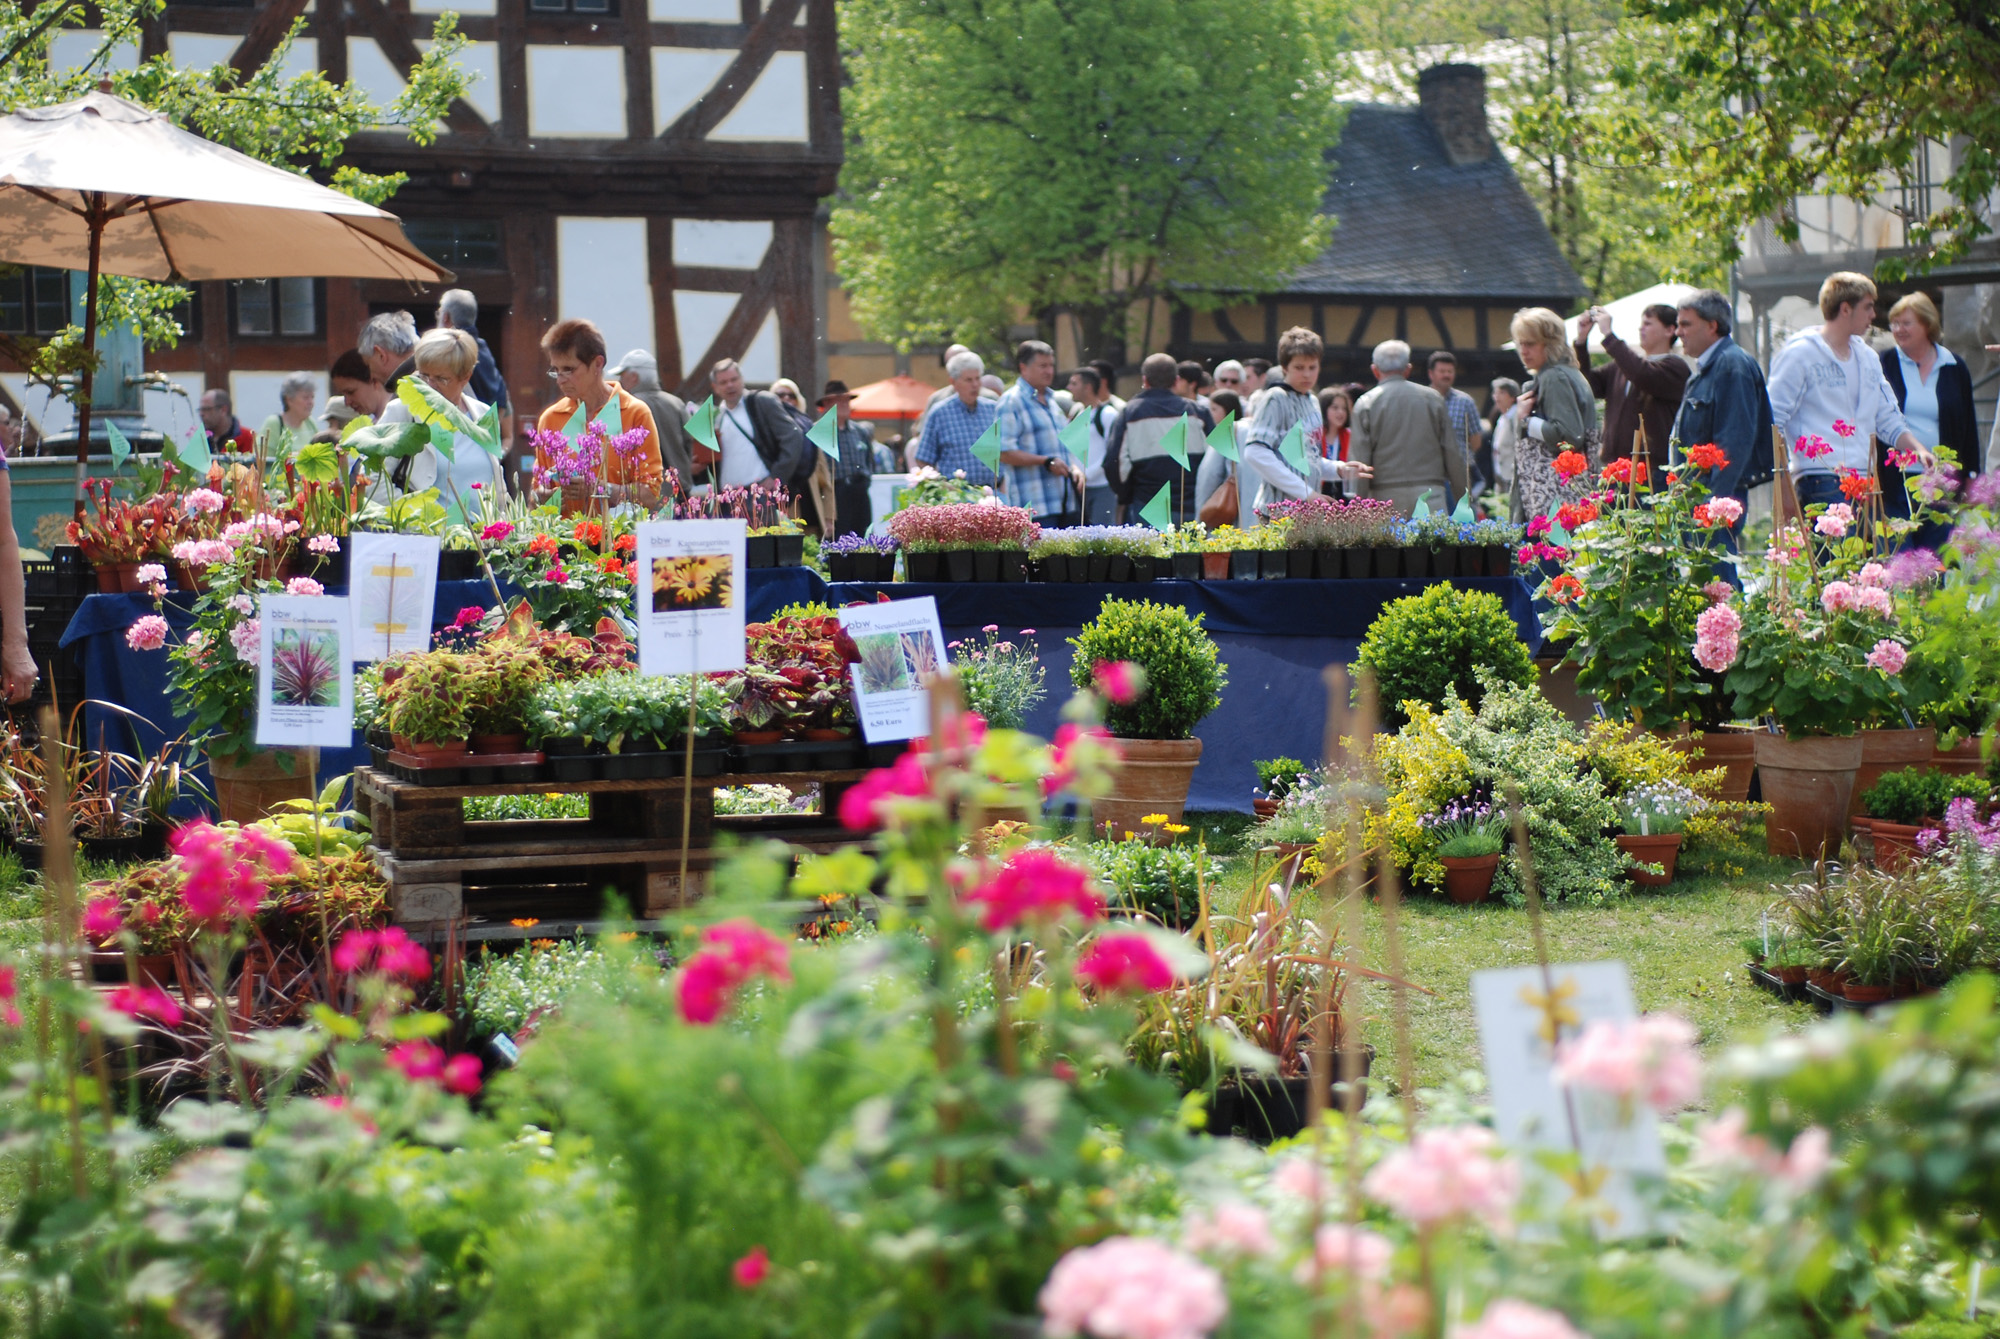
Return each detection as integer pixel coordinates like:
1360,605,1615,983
125,614,170,652
1692,1107,1832,1192
107,984,183,1028
1295,1222,1394,1286
1551,1013,1702,1111
1867,640,1907,674
387,1039,447,1082
285,576,324,597
732,1246,771,1288
481,521,516,542
1363,1125,1520,1230
676,919,792,1025
1040,1237,1228,1339
332,927,433,982
171,821,294,927
0,965,17,1027
1452,1300,1590,1339
307,533,341,555
83,895,124,941
836,750,932,831
1693,603,1741,672
1180,1204,1277,1260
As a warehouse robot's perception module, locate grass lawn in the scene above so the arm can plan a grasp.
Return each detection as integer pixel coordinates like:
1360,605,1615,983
1182,811,1818,1094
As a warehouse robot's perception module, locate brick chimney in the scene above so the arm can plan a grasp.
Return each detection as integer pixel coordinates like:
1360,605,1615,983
1418,63,1494,166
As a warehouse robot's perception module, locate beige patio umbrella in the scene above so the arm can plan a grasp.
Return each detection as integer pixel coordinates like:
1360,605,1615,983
0,86,452,498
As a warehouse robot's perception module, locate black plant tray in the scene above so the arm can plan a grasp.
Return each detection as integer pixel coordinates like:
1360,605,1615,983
546,747,729,782
730,739,865,773
1746,963,1810,1003
1803,981,1862,1014
384,751,546,787
864,741,907,766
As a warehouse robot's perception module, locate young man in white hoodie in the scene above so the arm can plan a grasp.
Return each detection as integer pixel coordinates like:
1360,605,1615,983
1767,271,1931,515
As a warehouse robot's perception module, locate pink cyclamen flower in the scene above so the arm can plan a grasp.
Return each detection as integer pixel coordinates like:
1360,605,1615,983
307,533,341,555
1181,1204,1277,1260
1295,1222,1394,1287
1077,933,1174,993
1040,1237,1228,1339
676,919,792,1025
0,965,17,1027
961,847,1105,932
1093,659,1147,706
1363,1125,1520,1230
1551,1013,1702,1112
480,521,516,542
732,1246,771,1288
107,984,183,1028
1813,504,1854,538
1452,1301,1591,1339
228,618,261,661
1692,602,1741,673
83,895,124,941
135,563,167,588
285,576,324,597
1867,640,1908,674
185,488,227,515
125,615,170,652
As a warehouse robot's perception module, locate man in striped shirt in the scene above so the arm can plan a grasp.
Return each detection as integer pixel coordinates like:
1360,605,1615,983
1428,350,1483,494
997,339,1085,524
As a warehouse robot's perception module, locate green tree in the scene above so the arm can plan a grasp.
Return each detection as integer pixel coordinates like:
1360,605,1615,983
1610,0,2000,278
831,0,1345,360
0,0,468,390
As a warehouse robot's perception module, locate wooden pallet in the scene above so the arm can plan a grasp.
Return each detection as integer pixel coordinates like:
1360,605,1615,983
352,766,872,925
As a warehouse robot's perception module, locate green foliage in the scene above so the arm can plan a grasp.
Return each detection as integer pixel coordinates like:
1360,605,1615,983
525,672,732,751
1351,584,1537,728
832,0,1343,356
382,652,471,744
1725,587,1906,737
465,791,589,821
952,626,1046,732
1617,781,1699,836
462,938,650,1036
1068,599,1225,740
1087,837,1205,929
1858,768,1989,826
1254,757,1313,800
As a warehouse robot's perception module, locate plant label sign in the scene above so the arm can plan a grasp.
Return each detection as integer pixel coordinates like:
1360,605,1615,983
349,532,440,661
1471,960,1665,1238
635,519,747,676
838,596,947,743
255,595,355,748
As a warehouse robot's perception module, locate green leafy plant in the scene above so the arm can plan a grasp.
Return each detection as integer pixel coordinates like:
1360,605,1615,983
953,627,1046,731
1068,598,1226,740
462,937,651,1037
1254,757,1313,801
1860,767,1990,826
1351,583,1537,728
381,652,472,745
1087,833,1205,929
1420,797,1507,858
1618,781,1701,836
463,644,551,738
526,672,730,751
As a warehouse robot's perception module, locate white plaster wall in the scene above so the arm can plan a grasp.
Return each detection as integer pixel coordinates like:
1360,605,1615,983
414,0,494,15
419,39,500,123
741,309,780,385
673,291,738,379
650,0,741,20
166,32,240,68
711,50,808,142
46,30,140,74
347,38,408,115
672,219,771,270
526,46,628,138
651,47,734,131
558,218,655,369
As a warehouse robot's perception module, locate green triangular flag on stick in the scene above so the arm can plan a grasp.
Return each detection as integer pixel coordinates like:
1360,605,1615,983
1411,489,1433,521
474,402,503,458
1278,420,1309,473
1452,493,1475,524
1206,411,1239,461
807,405,840,460
969,418,1004,474
178,426,211,477
106,419,131,469
685,396,718,451
1058,407,1091,458
1161,415,1190,470
1139,483,1173,531
1546,514,1570,547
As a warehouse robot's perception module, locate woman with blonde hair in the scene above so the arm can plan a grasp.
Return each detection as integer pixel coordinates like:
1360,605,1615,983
1507,306,1600,519
1881,291,1978,539
369,326,505,517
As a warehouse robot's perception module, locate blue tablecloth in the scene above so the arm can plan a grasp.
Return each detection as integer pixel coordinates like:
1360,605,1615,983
57,567,830,804
61,568,1533,815
821,577,1540,812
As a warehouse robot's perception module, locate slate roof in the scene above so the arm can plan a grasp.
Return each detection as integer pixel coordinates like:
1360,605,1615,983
1280,103,1588,303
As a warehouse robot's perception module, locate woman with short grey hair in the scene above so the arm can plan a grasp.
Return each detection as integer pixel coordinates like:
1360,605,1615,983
257,371,320,461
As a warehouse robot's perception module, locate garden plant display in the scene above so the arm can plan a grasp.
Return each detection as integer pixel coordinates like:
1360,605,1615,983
1349,583,1538,728
950,624,1047,730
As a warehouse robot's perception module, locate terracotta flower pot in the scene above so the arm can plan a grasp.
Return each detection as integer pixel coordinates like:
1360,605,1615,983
1439,852,1500,904
1929,735,1992,777
1252,796,1280,819
736,728,784,746
1842,981,1895,1004
1200,553,1230,581
1772,964,1808,985
395,737,470,758
1753,732,1862,860
1666,728,1757,804
1858,815,1928,874
1096,736,1202,839
1849,725,1936,818
1614,831,1683,885
207,746,317,824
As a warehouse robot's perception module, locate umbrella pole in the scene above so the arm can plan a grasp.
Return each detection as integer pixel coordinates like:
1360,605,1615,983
72,195,104,518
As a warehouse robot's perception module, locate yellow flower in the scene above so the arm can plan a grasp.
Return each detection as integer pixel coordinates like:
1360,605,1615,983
611,931,639,943
1141,813,1169,826
1164,823,1190,836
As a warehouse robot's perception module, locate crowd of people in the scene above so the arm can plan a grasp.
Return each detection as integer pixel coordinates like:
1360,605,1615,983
165,268,1986,550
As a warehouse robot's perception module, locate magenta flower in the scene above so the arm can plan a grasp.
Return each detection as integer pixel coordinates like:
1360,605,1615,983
107,984,183,1028
0,965,18,1026
387,1039,447,1082
1794,434,1834,459
1093,659,1147,705
732,1246,772,1289
332,927,433,982
172,821,294,927
837,750,932,831
125,614,170,652
1077,932,1174,992
441,1053,482,1096
676,920,792,1025
1830,418,1857,439
480,521,515,542
83,895,125,941
961,848,1105,932
544,568,569,585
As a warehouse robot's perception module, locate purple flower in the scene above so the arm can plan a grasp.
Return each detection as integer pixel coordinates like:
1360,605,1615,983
1886,548,1943,588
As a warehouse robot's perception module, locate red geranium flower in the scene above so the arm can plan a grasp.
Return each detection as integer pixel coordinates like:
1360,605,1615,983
1684,443,1727,472
1552,450,1588,481
526,533,558,559
1838,468,1876,501
1600,458,1648,486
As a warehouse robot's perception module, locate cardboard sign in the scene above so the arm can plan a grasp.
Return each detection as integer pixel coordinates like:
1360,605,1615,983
1471,960,1665,1237
837,596,947,743
634,518,747,676
255,595,354,748
349,532,440,661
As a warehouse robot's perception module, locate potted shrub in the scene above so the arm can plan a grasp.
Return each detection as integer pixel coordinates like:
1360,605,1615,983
1833,876,1917,1003
1252,756,1313,819
1068,599,1227,836
1349,583,1537,728
1090,829,1205,930
1855,766,1985,873
383,652,473,757
1420,798,1506,904
1614,782,1695,885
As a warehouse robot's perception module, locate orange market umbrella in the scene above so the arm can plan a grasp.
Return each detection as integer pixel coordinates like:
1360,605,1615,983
847,374,935,422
